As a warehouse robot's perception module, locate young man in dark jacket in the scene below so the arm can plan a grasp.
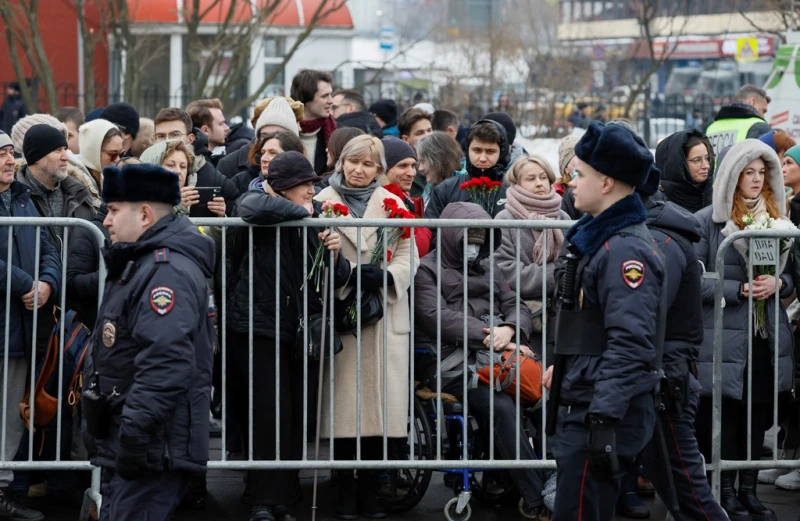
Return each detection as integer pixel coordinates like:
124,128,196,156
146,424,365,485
414,201,549,518
425,119,511,222
635,169,729,521
83,163,216,521
0,131,58,521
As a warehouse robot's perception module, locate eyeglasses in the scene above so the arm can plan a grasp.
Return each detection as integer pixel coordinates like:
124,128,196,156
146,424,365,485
104,150,122,161
687,156,711,167
155,131,186,141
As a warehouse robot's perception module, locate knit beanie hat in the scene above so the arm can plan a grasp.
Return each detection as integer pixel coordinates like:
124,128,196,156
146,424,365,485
483,112,517,144
784,145,800,166
758,130,776,152
558,135,580,176
254,98,300,136
100,102,140,138
413,103,435,115
79,119,119,173
0,131,12,151
85,108,104,122
575,122,653,188
369,100,398,125
381,137,417,172
11,113,68,153
22,124,68,166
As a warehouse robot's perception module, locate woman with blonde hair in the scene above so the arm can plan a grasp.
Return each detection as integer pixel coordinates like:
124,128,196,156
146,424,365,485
694,139,794,521
495,155,569,353
314,134,419,519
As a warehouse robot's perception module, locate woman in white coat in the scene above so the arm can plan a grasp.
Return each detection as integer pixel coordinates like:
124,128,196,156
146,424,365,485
314,135,419,519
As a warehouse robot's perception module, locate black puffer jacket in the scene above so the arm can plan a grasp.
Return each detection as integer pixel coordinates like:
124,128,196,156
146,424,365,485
337,111,384,138
425,119,511,222
231,164,260,196
218,145,252,179
227,192,351,341
655,130,714,214
66,204,109,329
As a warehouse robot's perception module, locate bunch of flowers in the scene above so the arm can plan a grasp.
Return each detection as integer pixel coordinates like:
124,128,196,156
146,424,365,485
742,213,795,337
346,196,415,323
303,200,349,292
460,176,503,215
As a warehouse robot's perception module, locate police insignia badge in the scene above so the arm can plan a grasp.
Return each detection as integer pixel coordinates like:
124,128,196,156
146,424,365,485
102,321,116,348
622,260,645,289
150,286,175,315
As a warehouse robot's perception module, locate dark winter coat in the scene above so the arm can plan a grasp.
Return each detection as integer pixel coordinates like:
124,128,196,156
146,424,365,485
66,205,109,329
84,214,216,473
218,145,252,180
414,202,533,387
655,130,713,214
0,94,27,134
231,165,260,197
337,111,384,138
227,191,351,342
225,122,255,156
694,205,795,399
0,182,61,357
644,199,703,369
425,119,511,222
558,195,664,421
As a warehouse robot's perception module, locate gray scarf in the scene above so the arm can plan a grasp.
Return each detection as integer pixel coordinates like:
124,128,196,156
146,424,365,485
328,171,379,218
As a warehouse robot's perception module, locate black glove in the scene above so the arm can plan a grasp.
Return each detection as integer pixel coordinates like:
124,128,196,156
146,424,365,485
115,435,151,481
587,415,619,479
356,264,394,292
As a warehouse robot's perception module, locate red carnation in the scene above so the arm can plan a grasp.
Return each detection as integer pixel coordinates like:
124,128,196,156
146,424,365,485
334,203,349,216
383,183,406,201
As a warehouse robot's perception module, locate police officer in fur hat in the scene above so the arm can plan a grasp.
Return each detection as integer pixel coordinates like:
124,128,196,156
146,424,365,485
543,122,666,521
81,163,216,521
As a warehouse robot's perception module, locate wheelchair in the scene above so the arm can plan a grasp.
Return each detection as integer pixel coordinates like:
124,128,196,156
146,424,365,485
376,383,543,521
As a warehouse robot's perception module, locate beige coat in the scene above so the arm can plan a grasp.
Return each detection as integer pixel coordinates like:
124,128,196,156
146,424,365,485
314,185,419,439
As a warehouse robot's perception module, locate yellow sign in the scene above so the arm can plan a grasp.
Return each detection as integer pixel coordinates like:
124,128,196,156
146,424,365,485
735,37,759,62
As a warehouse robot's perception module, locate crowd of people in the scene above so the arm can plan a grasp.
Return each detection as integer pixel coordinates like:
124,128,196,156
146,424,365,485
0,72,798,521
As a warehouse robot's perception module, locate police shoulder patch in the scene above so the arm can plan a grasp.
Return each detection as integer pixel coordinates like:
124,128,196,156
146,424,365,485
150,286,175,315
622,260,645,289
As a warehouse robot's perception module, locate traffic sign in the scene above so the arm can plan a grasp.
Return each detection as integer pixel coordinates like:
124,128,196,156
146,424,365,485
735,37,759,62
379,27,396,51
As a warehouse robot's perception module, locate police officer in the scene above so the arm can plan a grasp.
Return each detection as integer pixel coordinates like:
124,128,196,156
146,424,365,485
636,168,729,520
81,163,216,521
543,122,665,521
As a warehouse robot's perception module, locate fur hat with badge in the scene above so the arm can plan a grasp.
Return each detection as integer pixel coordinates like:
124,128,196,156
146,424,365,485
102,163,181,206
575,121,653,188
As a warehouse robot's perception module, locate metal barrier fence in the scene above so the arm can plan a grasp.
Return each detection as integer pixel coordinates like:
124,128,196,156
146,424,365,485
1,216,800,516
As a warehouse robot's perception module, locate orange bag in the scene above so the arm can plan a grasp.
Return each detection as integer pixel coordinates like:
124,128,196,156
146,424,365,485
476,352,543,404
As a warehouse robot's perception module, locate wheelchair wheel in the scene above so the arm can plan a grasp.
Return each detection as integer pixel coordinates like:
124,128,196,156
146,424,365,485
378,396,434,513
444,497,472,521
465,418,520,506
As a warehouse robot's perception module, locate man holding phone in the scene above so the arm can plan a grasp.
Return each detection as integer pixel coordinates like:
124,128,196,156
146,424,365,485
153,107,239,214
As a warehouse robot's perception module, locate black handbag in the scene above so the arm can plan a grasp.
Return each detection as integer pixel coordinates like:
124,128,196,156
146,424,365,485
295,313,343,361
334,289,384,334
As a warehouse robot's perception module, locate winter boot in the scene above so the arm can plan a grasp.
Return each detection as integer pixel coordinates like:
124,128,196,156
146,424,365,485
335,470,358,520
249,505,276,521
720,471,752,521
0,488,44,521
615,492,650,519
738,470,776,521
357,470,387,519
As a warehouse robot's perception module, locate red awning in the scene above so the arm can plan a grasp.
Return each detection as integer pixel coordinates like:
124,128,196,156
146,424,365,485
126,0,352,27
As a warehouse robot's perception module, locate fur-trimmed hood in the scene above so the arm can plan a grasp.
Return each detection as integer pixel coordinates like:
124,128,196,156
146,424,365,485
14,156,101,209
712,139,785,224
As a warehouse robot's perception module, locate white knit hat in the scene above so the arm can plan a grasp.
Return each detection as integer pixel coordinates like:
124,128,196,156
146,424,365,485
11,113,68,153
79,119,119,173
254,98,299,136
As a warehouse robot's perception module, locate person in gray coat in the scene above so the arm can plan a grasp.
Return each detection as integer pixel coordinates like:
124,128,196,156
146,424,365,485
495,154,570,356
694,138,793,521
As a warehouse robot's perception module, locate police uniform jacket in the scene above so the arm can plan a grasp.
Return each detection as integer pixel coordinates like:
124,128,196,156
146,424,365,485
558,195,664,421
84,214,216,473
644,199,703,372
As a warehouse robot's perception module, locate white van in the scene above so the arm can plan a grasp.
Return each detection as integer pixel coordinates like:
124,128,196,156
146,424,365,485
765,32,800,139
